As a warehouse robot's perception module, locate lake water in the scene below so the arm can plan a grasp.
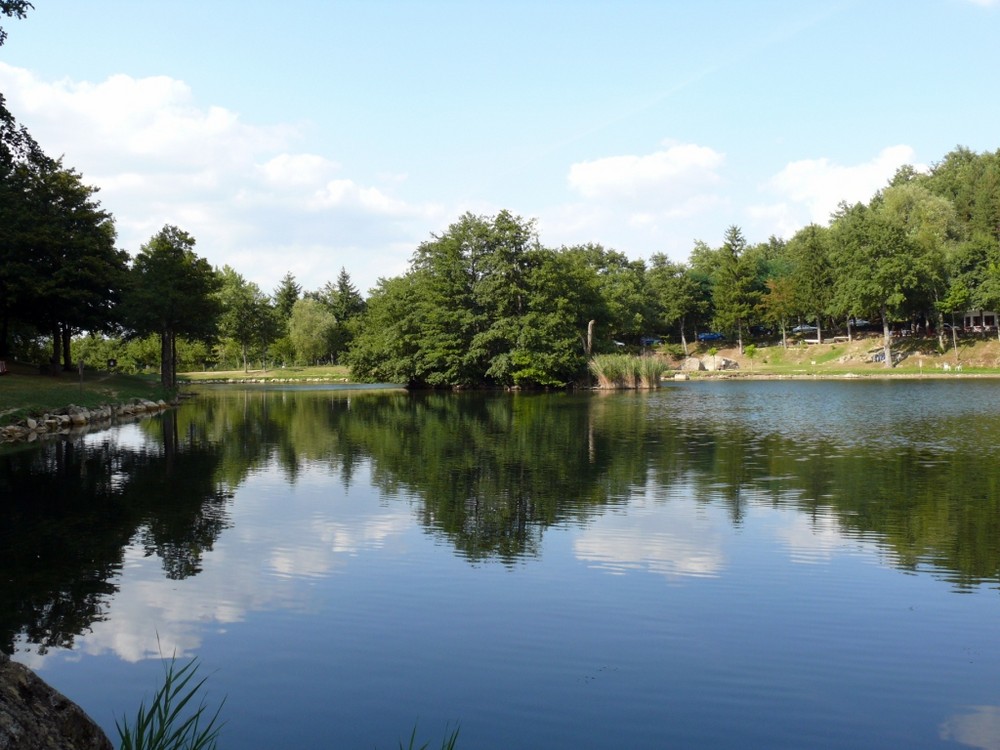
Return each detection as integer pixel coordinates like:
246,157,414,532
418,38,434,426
3,380,1000,749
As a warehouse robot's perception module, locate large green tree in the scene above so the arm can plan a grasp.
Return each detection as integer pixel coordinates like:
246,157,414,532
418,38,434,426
785,224,833,341
123,225,221,387
349,211,603,387
711,225,759,352
562,243,652,346
346,273,424,384
879,181,959,343
830,203,919,367
313,267,366,363
288,297,337,365
217,266,276,371
647,255,705,355
32,162,127,370
0,82,50,357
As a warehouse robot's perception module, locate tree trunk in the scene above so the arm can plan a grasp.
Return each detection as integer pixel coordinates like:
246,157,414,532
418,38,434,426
586,320,595,357
170,331,177,388
50,326,60,372
881,305,893,368
160,328,176,388
679,316,688,357
61,323,73,371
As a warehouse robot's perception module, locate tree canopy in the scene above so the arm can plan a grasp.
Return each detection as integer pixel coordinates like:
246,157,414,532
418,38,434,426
123,225,221,387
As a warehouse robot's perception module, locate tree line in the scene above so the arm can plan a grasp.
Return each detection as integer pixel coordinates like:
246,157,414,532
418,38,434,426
1,80,367,385
6,5,1000,386
347,147,1000,385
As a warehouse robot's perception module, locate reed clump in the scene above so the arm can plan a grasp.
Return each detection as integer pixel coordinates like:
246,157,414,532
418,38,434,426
589,354,667,389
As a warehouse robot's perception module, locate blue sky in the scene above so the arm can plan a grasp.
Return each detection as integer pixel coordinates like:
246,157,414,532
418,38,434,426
2,0,999,296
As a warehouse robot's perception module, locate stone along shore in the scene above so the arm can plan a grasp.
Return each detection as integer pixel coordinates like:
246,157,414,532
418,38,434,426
0,398,172,443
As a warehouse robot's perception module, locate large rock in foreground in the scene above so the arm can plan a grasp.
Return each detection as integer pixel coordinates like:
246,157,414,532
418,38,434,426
0,652,113,750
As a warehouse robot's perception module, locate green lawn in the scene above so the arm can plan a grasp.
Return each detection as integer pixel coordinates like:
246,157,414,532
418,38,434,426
0,361,172,426
177,364,353,382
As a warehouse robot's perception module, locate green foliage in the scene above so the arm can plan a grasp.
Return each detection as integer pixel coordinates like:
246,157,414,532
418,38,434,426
350,211,594,388
288,297,337,365
216,266,277,371
0,150,127,365
711,226,759,346
123,226,222,387
647,254,707,352
785,223,833,330
830,202,920,366
310,267,366,363
563,243,653,344
271,271,301,324
117,655,225,750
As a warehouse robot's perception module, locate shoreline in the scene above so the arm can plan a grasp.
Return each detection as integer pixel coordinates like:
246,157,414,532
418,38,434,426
0,397,174,444
4,370,998,443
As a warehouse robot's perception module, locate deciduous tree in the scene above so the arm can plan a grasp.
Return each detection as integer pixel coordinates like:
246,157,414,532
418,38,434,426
124,225,221,387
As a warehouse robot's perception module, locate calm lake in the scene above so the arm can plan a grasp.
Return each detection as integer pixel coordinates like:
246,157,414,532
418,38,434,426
3,380,1000,749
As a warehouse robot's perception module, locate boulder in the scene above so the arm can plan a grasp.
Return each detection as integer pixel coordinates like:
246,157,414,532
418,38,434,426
0,652,113,750
680,357,705,371
703,355,739,372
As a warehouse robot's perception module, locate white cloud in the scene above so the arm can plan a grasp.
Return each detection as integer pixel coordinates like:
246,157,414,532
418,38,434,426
567,141,725,204
0,63,437,295
258,153,341,188
763,144,919,227
539,140,728,257
573,486,726,580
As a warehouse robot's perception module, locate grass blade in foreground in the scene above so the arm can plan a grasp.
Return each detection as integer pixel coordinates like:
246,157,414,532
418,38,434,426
116,655,225,750
390,722,461,750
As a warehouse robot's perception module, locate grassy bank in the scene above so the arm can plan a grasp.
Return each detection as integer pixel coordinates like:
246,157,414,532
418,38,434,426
177,364,351,382
680,334,1000,377
0,360,174,427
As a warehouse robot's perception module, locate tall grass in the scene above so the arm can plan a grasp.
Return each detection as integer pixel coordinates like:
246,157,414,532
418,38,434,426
116,656,224,750
637,355,668,388
115,654,460,750
392,723,461,750
589,354,666,389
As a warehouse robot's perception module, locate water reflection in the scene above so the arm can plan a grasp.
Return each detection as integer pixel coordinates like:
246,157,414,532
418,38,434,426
941,706,1000,750
0,410,232,657
573,481,726,579
4,381,1000,664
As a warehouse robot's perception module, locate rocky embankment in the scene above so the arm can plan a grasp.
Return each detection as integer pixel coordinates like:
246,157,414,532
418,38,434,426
0,398,171,444
0,653,113,750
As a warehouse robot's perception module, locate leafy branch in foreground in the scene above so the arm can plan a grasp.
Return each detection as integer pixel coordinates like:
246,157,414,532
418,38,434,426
116,655,225,750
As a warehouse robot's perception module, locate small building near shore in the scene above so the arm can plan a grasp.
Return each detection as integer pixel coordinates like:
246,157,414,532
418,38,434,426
962,310,999,330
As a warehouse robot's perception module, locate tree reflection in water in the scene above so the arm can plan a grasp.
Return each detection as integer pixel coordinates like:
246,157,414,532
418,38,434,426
4,382,1000,656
